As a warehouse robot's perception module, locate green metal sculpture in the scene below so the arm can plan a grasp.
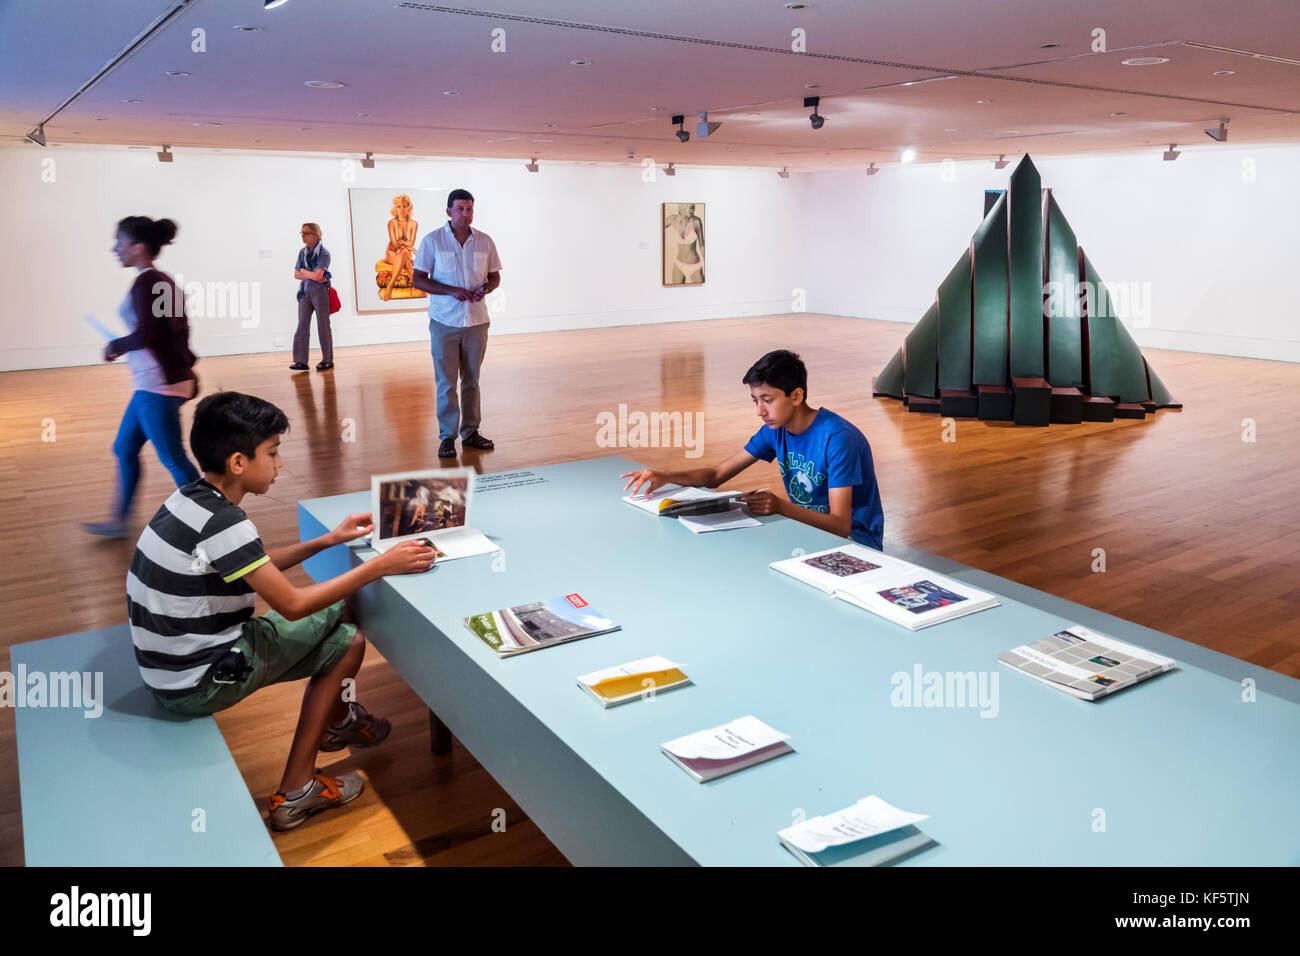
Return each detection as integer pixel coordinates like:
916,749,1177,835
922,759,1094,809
873,154,1180,425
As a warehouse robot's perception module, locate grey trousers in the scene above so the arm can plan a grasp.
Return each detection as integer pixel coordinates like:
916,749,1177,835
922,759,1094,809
294,284,333,365
429,320,489,440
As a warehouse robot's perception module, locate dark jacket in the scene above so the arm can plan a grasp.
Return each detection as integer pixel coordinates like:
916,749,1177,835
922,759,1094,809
109,269,198,389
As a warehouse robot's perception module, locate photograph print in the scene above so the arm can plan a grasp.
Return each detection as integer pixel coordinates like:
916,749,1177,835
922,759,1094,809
376,470,470,540
663,202,706,285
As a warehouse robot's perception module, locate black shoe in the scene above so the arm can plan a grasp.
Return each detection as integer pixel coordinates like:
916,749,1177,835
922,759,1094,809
438,438,457,458
289,363,309,371
316,362,334,371
462,430,495,450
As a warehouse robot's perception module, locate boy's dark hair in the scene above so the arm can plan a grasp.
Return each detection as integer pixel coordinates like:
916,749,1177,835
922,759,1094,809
117,216,177,258
190,392,289,474
447,188,474,208
742,350,808,401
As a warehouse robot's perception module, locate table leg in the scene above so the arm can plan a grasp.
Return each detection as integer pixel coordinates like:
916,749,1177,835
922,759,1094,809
429,708,452,755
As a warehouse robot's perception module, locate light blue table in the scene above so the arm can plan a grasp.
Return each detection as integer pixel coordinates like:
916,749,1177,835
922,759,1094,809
298,456,1300,866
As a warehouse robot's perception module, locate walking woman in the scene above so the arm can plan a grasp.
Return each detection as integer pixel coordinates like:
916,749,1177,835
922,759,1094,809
84,216,200,538
291,222,334,371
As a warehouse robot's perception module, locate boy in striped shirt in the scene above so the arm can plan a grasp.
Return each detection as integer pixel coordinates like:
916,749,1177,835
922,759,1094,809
127,391,437,831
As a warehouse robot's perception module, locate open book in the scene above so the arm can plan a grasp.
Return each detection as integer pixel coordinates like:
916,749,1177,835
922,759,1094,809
778,796,936,867
770,544,999,630
623,484,743,518
999,624,1176,700
369,466,498,561
465,593,620,657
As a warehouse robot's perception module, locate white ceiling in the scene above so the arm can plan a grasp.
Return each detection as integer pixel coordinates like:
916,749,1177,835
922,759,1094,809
3,0,1299,167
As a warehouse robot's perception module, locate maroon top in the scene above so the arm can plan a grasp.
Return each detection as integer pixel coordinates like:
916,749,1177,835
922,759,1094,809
109,269,198,388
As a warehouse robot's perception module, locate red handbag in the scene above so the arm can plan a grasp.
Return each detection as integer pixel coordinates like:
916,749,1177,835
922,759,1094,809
328,286,342,314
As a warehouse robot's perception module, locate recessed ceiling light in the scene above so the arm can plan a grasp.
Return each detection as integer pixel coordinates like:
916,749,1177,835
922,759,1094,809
1040,42,1060,49
295,127,309,131
944,127,958,132
997,129,1021,135
165,71,190,77
976,99,992,104
1212,70,1235,76
784,2,807,8
570,59,591,66
121,97,143,103
233,25,262,31
1122,56,1169,66
543,123,557,128
357,112,372,117
191,121,223,127
93,116,105,121
1110,111,1127,116
805,83,820,89
304,80,345,88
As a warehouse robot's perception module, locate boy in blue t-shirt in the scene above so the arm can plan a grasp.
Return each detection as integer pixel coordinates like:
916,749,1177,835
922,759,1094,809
622,350,884,549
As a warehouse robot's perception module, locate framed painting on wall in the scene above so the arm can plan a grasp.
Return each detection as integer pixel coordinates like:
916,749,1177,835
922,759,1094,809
663,202,705,286
347,188,444,314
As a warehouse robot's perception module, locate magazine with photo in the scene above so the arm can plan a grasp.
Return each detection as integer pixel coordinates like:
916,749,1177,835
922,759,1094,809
998,624,1176,701
770,544,999,630
369,466,498,561
465,593,621,657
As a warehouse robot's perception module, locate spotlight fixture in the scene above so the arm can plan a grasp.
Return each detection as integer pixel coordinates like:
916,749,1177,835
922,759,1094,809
26,123,46,146
696,111,721,138
777,167,790,179
1204,117,1229,142
672,114,689,143
993,154,1009,169
265,0,291,9
525,157,539,172
626,146,635,159
361,152,374,169
1162,144,1180,161
865,162,878,175
804,95,824,129
156,145,173,163
664,162,676,176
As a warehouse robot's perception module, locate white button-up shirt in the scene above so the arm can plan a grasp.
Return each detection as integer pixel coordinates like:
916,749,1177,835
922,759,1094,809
413,223,502,328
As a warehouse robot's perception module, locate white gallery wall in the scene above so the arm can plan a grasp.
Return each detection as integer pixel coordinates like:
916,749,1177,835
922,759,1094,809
792,144,1300,363
1,141,1297,371
0,146,800,371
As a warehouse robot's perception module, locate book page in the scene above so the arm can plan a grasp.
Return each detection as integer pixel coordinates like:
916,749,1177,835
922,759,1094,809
662,715,789,761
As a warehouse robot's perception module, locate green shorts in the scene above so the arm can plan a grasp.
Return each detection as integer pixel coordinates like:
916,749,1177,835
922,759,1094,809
156,601,357,717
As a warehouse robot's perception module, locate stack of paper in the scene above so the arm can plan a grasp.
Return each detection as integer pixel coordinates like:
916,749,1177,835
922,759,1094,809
999,624,1176,700
576,655,692,707
661,716,793,781
770,544,999,630
778,796,936,867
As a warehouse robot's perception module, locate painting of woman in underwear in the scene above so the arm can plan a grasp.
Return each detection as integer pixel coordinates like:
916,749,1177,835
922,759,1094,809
663,202,706,285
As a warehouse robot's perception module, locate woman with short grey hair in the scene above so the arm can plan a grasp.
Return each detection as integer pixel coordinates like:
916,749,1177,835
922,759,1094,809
291,222,334,371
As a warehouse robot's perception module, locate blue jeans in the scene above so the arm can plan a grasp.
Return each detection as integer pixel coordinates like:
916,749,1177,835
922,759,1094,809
112,390,200,521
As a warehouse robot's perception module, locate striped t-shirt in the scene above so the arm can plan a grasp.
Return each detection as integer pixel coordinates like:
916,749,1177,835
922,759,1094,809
127,479,270,697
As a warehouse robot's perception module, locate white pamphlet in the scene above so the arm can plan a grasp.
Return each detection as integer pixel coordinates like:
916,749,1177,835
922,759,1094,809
778,796,930,853
662,715,789,760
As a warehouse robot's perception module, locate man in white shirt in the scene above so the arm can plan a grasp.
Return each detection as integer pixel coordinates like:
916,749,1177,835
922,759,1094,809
413,189,503,458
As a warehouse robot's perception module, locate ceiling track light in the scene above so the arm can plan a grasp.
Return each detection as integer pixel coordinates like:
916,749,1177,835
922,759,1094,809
777,167,790,179
156,145,173,163
993,154,1009,169
865,162,879,176
664,162,676,176
525,157,539,172
804,95,824,130
26,123,46,146
672,114,689,143
1204,117,1229,142
1162,144,1180,161
696,111,721,138
361,152,375,169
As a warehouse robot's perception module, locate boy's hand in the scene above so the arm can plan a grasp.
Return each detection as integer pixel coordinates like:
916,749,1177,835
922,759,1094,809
374,539,438,575
738,490,783,516
329,512,374,545
621,469,666,497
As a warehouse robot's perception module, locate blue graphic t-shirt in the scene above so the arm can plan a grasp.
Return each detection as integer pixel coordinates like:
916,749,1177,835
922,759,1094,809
744,407,884,550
